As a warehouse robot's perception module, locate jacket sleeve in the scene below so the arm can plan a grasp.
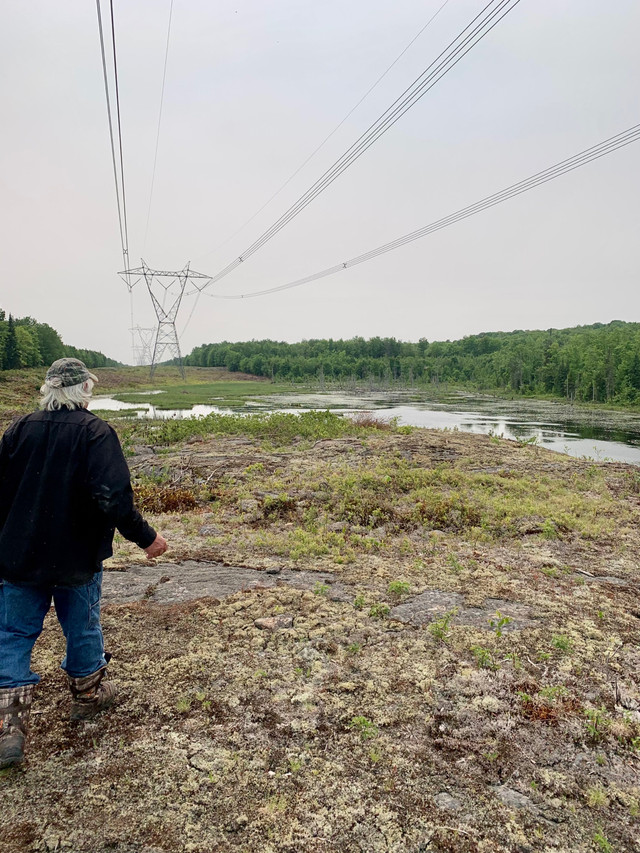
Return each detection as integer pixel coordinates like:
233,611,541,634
86,419,157,549
0,433,8,527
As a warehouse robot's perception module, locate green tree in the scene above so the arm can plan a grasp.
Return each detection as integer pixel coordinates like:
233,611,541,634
4,315,20,369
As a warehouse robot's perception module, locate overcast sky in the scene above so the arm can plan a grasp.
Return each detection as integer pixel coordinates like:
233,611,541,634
1,0,638,364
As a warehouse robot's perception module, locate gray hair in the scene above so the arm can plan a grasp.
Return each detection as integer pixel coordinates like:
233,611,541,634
40,378,95,411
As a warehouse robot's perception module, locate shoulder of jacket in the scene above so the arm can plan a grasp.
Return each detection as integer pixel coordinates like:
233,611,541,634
4,412,37,436
85,411,116,435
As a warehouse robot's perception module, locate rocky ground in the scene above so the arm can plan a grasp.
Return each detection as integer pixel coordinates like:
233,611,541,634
2,423,640,853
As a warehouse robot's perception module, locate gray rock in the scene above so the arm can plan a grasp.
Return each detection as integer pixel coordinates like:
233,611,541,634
198,525,222,536
102,561,345,606
390,591,535,631
494,785,535,811
297,645,324,663
131,445,155,457
239,499,259,513
572,752,591,769
434,792,462,811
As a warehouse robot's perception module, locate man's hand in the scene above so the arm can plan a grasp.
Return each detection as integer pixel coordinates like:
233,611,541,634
144,534,168,560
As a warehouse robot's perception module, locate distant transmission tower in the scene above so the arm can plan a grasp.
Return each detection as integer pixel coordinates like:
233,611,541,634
120,261,211,378
130,325,156,366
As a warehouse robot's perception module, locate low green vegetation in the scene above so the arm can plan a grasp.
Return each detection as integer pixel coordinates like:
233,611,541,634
111,380,289,409
119,409,403,450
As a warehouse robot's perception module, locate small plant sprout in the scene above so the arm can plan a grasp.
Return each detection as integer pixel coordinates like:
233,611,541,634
368,602,390,619
447,554,465,573
175,696,191,713
593,829,613,853
428,608,457,642
504,651,522,670
353,593,366,610
541,519,559,540
584,708,610,742
387,580,410,598
472,646,498,671
348,716,378,741
538,685,568,701
488,611,512,637
313,580,330,596
551,634,573,654
586,786,609,809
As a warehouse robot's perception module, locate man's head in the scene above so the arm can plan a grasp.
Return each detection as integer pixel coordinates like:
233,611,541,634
40,358,98,411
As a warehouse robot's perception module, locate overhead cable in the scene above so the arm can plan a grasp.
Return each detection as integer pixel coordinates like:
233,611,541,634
197,0,523,290
197,0,452,261
183,0,452,336
96,0,128,269
143,0,175,251
108,0,130,271
203,124,640,300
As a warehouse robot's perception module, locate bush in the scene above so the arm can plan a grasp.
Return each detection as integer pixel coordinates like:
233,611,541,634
133,483,199,513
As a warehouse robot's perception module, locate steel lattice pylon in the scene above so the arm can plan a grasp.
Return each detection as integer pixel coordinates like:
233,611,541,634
120,260,211,378
129,325,156,366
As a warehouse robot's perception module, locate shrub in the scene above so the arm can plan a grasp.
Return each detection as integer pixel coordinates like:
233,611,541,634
133,483,199,513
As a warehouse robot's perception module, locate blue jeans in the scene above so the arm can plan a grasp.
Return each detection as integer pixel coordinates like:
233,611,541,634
0,571,107,688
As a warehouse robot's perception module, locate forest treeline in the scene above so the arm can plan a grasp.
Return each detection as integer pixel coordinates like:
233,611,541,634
0,310,118,371
185,321,640,404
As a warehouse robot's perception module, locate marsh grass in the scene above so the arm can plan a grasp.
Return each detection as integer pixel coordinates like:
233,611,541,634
111,380,288,409
120,409,389,450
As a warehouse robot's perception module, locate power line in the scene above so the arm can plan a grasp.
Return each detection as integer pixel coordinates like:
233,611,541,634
203,124,640,301
196,0,523,290
143,0,175,251
183,0,452,336
196,0,452,262
96,0,127,267
108,0,130,269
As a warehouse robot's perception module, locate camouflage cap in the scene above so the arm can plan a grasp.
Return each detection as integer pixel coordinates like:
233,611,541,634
45,358,98,388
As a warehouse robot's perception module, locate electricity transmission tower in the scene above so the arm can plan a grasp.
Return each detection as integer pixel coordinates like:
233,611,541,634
130,326,156,366
120,261,211,378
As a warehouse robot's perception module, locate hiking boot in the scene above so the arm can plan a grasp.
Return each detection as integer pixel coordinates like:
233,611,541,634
0,685,34,770
68,667,117,721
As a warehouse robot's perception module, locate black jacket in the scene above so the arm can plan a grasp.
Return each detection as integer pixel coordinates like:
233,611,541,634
0,408,156,586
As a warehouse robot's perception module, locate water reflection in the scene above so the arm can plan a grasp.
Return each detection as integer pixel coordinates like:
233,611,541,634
89,393,640,466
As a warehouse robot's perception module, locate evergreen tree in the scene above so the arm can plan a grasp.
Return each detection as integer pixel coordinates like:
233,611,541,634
5,315,21,370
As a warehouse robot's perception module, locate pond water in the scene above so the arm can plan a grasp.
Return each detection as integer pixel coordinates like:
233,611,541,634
89,390,640,466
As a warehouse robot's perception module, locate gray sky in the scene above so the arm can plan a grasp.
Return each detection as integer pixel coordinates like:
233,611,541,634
1,0,638,364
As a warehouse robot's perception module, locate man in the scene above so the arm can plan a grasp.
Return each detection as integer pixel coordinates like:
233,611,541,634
0,358,167,769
